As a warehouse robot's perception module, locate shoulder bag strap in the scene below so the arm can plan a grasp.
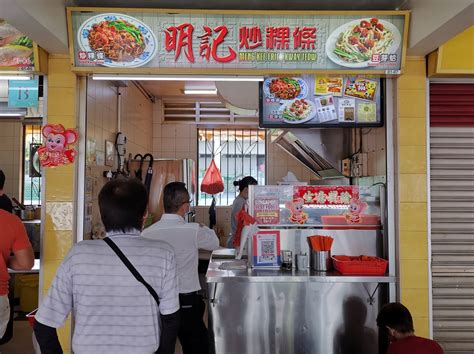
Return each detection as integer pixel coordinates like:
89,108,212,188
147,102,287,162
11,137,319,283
103,237,160,307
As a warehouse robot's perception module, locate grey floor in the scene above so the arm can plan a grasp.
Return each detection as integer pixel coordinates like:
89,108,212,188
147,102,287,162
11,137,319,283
0,321,36,354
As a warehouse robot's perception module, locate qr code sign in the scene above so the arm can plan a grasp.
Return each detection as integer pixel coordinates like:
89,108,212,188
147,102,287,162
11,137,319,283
258,239,276,263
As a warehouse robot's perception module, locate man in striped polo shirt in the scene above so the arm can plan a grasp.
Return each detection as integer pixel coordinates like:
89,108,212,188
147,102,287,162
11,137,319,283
34,179,180,354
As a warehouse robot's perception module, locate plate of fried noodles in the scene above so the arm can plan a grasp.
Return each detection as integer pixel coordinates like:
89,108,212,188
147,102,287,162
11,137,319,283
77,13,157,68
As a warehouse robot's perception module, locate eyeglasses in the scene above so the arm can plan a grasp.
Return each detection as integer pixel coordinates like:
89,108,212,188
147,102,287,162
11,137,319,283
182,198,193,205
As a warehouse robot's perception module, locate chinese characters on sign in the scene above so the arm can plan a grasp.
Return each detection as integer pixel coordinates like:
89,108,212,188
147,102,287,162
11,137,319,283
164,23,317,64
293,186,355,206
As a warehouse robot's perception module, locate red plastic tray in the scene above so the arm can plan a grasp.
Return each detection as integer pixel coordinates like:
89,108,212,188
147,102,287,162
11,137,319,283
332,255,388,275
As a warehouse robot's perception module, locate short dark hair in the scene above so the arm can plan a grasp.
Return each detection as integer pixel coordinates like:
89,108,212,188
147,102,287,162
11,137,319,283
0,170,5,189
163,182,189,213
233,176,257,192
99,178,148,233
376,302,415,334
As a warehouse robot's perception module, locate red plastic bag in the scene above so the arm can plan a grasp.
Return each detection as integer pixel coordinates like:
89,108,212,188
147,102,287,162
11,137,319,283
201,160,224,195
233,208,257,248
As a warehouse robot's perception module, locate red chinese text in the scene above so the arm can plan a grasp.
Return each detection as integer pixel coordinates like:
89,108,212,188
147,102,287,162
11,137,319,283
293,27,316,50
239,26,263,49
198,25,236,63
165,23,195,63
266,26,290,49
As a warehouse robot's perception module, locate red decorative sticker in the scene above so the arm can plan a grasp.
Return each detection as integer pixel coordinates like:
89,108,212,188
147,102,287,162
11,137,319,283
37,124,78,167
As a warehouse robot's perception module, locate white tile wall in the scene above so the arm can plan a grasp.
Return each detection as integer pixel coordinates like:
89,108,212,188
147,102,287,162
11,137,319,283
0,121,22,200
85,80,154,237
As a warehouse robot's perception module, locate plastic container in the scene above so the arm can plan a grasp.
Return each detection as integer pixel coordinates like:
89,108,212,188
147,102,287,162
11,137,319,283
332,255,388,275
18,274,39,312
321,215,381,230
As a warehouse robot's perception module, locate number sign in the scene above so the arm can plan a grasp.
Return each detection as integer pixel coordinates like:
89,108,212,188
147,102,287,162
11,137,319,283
8,79,39,108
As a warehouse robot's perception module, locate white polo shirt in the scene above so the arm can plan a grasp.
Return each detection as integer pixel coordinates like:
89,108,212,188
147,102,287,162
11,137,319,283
142,214,219,294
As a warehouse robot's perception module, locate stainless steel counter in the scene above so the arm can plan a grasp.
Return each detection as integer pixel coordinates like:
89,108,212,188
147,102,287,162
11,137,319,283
206,249,390,354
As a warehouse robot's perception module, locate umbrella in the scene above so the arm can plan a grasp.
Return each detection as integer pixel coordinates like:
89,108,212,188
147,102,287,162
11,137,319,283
134,154,144,181
143,153,154,196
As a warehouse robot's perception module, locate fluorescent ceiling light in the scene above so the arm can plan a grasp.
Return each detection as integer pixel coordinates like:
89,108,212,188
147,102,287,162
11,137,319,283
184,89,217,95
0,75,32,81
92,74,264,82
0,112,24,116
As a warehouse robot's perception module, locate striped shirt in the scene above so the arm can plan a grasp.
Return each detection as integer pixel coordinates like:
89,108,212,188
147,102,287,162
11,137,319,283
35,231,179,354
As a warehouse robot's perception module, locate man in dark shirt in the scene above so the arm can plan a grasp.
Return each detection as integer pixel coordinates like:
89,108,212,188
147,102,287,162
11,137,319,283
377,302,444,354
0,171,13,214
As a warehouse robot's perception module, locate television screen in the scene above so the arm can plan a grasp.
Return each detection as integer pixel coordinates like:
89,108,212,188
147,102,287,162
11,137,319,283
259,75,384,128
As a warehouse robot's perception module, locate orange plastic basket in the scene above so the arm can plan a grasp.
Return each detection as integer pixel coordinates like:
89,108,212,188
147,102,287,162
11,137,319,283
332,255,388,275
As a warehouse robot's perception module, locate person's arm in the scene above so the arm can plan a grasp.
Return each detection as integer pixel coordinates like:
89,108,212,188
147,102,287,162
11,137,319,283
157,310,180,354
8,216,34,270
33,320,63,354
34,249,74,351
8,247,34,270
197,225,219,251
156,247,180,353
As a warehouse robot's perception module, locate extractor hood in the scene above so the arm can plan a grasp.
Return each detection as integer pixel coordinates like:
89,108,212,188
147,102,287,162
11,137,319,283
273,128,349,179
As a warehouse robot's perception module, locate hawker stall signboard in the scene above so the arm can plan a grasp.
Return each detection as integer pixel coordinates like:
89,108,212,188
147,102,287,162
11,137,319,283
67,9,409,74
0,19,39,72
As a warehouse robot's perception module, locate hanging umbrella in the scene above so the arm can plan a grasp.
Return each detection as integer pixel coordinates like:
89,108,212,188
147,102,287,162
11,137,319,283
134,154,144,181
143,153,154,196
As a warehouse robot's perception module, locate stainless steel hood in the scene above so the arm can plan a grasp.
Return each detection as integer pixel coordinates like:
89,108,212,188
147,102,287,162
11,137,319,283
273,128,349,179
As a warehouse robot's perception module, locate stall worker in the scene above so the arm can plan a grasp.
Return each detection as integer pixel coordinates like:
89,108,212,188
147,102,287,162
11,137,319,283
34,179,180,354
143,182,219,354
227,176,257,248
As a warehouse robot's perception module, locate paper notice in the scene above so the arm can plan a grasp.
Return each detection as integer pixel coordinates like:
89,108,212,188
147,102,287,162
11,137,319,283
315,95,337,123
358,102,377,122
338,98,356,122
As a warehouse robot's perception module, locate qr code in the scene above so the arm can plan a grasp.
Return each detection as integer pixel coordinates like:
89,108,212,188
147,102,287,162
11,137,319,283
258,240,275,263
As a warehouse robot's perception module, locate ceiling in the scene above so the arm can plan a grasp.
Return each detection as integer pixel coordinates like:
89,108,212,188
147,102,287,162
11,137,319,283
70,0,409,11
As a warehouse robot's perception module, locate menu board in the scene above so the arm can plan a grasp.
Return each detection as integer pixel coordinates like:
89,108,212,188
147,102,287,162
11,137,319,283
68,9,408,73
260,75,383,128
0,20,36,72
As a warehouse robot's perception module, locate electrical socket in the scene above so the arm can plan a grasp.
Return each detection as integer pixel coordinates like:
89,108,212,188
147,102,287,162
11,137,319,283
342,158,351,177
352,153,368,177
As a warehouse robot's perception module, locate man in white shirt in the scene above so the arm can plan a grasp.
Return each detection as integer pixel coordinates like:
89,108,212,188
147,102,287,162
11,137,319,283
143,182,219,354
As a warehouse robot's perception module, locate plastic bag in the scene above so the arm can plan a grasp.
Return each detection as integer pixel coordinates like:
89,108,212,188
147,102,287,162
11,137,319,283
201,159,224,195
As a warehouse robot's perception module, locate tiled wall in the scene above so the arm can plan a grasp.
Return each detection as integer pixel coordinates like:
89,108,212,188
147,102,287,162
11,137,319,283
396,58,429,337
85,80,153,237
151,99,323,239
42,54,77,354
0,121,22,200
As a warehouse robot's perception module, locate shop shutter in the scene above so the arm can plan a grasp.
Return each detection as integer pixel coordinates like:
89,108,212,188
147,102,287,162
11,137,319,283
430,83,474,353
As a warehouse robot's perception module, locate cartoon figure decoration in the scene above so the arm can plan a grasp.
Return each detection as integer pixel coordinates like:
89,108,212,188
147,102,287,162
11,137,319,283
344,193,368,224
37,124,78,167
285,197,308,224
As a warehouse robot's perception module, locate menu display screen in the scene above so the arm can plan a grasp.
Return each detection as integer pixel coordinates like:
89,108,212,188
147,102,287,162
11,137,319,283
259,75,384,128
